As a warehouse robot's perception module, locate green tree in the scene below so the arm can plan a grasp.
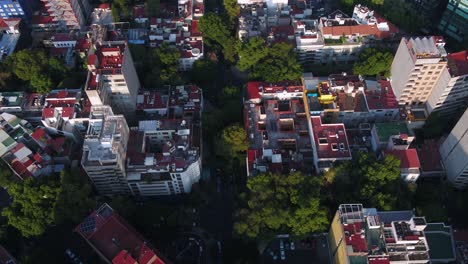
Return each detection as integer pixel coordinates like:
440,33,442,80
147,0,160,17
223,0,240,22
250,43,302,82
6,49,68,93
353,48,394,77
329,152,402,210
198,13,237,61
54,169,96,224
2,178,60,237
151,43,182,85
236,37,268,71
234,172,329,239
215,124,248,160
111,0,130,22
198,13,231,47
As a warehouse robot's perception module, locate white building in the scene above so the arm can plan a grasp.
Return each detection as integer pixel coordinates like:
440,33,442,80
440,108,468,189
81,106,131,195
85,41,141,118
426,50,468,116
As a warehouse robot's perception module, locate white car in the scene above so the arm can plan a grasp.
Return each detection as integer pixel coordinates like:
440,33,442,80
279,240,284,250
290,242,295,250
280,250,285,260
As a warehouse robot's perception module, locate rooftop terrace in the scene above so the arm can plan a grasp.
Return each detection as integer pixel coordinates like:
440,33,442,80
311,116,351,160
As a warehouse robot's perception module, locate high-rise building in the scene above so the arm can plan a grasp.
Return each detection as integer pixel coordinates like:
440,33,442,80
81,106,130,195
75,203,168,264
38,0,91,30
440,108,468,189
0,0,33,21
390,36,447,106
85,41,141,118
426,50,468,116
438,0,467,44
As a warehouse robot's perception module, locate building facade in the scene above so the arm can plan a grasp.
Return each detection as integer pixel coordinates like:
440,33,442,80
390,36,448,106
440,108,468,189
85,41,141,118
438,0,467,44
426,50,468,116
81,106,130,195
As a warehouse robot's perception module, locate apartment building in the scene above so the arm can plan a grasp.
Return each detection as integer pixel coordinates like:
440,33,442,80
148,18,203,71
329,204,456,264
85,41,141,118
0,113,72,179
390,36,448,106
438,0,467,44
127,86,203,196
440,108,468,189
34,0,91,30
75,203,168,264
81,106,130,195
426,50,468,116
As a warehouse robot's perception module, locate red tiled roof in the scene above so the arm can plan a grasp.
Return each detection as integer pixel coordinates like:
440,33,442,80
133,5,146,18
247,82,262,100
368,257,390,264
191,20,201,36
365,80,398,110
343,222,368,253
311,116,351,160
97,3,110,9
447,51,468,77
31,128,47,141
112,250,137,264
76,205,167,264
75,38,91,52
50,47,68,56
385,149,420,169
31,15,55,25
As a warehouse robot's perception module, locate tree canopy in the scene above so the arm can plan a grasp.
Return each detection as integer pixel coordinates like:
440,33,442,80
215,124,248,161
353,48,394,77
54,169,96,224
6,49,68,93
2,178,61,237
223,0,240,22
153,43,182,85
111,0,130,22
326,152,404,210
198,13,237,62
147,0,160,17
234,172,329,239
248,42,303,82
236,37,268,71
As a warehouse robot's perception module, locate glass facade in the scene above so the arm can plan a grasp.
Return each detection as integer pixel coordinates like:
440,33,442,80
438,0,468,43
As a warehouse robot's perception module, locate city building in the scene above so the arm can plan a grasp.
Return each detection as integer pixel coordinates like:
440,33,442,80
42,33,79,66
424,223,457,263
440,108,468,189
438,0,467,44
303,74,401,127
148,17,203,71
0,17,21,61
75,203,168,264
384,149,421,182
81,106,130,195
0,0,33,21
426,50,468,116
0,113,72,179
390,36,448,106
85,41,141,117
34,0,91,30
329,204,434,264
0,245,18,264
0,92,24,112
126,86,203,196
244,81,315,176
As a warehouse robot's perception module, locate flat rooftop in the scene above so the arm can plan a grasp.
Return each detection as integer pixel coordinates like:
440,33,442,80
311,116,351,160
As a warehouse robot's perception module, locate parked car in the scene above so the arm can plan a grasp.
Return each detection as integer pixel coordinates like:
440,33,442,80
280,250,286,260
291,242,295,250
